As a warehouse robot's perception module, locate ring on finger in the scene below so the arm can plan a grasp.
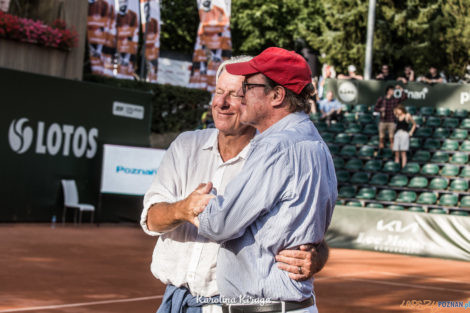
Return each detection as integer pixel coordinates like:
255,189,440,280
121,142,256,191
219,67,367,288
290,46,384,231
298,266,302,274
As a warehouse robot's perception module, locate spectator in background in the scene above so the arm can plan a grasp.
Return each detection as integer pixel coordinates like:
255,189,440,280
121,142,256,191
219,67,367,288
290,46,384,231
374,84,406,150
338,65,363,80
318,64,336,99
397,65,415,84
376,64,396,81
393,105,416,168
319,91,343,126
419,66,444,84
0,0,10,12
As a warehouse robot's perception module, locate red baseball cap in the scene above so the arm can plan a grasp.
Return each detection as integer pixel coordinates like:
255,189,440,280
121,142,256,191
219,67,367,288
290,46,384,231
225,47,312,94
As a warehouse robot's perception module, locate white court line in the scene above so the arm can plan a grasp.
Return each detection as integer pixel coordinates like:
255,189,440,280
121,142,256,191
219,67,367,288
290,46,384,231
0,295,164,313
370,270,470,286
342,277,470,294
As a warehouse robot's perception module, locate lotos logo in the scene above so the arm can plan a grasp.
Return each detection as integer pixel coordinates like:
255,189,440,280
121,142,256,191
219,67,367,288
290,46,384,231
337,81,358,103
9,118,34,154
7,117,99,159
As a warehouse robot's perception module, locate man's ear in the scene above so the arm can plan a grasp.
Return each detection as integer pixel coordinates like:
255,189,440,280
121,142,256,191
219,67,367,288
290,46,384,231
271,86,286,107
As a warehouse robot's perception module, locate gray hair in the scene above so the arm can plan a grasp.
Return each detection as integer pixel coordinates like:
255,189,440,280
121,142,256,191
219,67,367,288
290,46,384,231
216,55,253,83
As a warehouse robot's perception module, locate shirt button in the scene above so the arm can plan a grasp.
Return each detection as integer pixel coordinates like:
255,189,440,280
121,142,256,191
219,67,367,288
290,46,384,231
187,273,195,281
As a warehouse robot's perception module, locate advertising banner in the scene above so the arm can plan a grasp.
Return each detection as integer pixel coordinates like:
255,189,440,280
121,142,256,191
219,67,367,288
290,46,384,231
157,57,192,87
188,0,232,93
116,0,140,79
140,0,161,83
0,67,153,222
326,205,470,261
87,0,117,76
101,144,165,195
329,79,470,110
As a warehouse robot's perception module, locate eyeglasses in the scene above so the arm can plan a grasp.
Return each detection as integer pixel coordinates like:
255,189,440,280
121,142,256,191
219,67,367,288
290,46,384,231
242,80,267,95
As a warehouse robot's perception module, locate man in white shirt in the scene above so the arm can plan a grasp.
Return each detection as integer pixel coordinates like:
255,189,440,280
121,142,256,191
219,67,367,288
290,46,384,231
141,56,328,313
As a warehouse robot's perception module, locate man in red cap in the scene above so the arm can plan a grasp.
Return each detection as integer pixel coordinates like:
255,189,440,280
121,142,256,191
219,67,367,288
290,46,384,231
170,47,337,312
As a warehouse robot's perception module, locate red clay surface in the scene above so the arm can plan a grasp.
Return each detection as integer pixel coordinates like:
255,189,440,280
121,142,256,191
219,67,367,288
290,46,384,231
1,224,469,313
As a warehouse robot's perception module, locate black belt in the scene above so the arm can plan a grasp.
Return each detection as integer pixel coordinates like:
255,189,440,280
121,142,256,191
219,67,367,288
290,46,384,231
221,296,314,313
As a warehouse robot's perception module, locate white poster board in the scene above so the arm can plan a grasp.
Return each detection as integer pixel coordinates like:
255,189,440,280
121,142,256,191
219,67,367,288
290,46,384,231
100,144,165,196
157,57,192,87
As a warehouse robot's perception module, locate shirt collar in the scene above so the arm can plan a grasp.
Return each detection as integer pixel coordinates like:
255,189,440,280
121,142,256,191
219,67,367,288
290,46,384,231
252,112,310,144
202,129,251,163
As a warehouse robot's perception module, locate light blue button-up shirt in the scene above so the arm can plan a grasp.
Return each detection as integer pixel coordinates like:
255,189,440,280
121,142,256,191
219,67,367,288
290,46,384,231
198,112,337,302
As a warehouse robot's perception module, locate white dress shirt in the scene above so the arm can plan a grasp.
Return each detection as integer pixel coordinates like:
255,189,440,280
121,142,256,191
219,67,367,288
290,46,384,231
140,129,249,297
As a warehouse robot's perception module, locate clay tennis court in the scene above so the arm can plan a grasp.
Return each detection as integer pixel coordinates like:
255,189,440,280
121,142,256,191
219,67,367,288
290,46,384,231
1,224,469,313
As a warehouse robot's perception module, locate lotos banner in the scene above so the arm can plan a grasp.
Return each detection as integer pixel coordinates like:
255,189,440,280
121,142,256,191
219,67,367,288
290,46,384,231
140,0,161,83
188,0,232,93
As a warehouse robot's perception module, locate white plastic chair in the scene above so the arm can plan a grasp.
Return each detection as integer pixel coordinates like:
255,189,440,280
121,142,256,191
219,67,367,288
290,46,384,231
61,179,95,224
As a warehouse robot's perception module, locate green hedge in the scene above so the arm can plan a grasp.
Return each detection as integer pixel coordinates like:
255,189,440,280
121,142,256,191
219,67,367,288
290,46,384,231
84,74,211,133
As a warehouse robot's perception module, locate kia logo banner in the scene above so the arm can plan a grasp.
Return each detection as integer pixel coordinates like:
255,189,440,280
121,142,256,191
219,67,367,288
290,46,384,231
8,118,99,158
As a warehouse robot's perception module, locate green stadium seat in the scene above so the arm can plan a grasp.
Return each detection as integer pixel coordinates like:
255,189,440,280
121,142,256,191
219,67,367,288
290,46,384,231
315,121,327,132
429,208,446,214
460,118,470,129
388,205,405,210
342,104,353,112
412,150,431,162
345,124,362,134
405,106,417,115
310,112,321,121
346,201,362,207
383,161,400,173
345,158,363,170
389,174,408,187
376,189,397,201
451,152,469,164
363,124,378,135
421,163,440,175
327,143,340,154
423,139,441,150
450,179,469,191
460,196,470,207
368,135,380,146
409,206,425,213
450,210,469,216
351,172,369,184
343,112,357,123
333,156,344,169
352,134,368,145
396,191,417,203
436,107,451,117
454,109,469,119
358,145,375,158
412,115,424,126
358,114,374,124
410,137,421,149
420,107,434,116
401,162,420,174
408,176,429,188
439,194,458,206
336,170,350,183
433,128,450,139
356,187,376,199
450,129,468,140
460,166,470,178
417,192,438,205
428,177,449,190
441,164,459,177
366,203,384,208
364,159,383,171
339,186,356,198
353,104,369,113
370,173,389,185
442,117,459,129
336,199,344,205
460,140,470,151
329,123,345,133
426,116,441,127
416,127,433,137
431,151,449,163
378,148,393,159
441,139,459,151
340,145,357,157
335,133,351,144
322,133,334,142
